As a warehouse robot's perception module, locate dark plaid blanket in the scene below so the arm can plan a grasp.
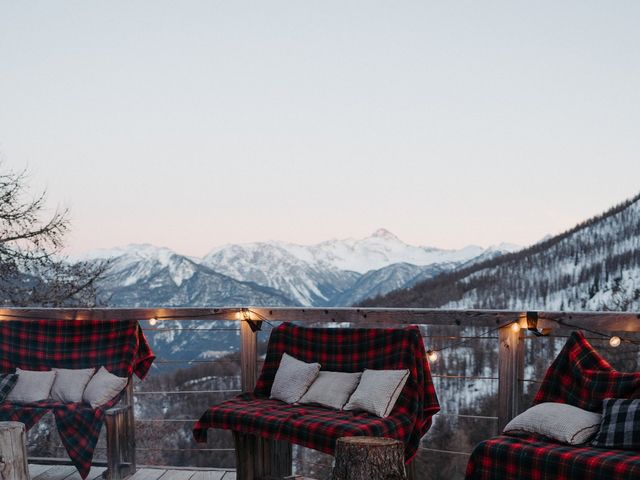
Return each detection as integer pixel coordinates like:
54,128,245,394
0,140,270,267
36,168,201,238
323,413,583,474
0,320,155,479
465,331,640,479
465,433,640,480
533,331,640,412
193,322,439,461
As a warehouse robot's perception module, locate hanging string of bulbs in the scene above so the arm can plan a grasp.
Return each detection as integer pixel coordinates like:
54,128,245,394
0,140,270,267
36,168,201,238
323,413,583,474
0,308,635,363
425,315,638,364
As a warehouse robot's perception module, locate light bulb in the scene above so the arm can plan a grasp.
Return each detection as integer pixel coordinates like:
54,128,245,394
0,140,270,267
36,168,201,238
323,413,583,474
609,336,621,347
511,322,521,333
427,350,438,362
148,317,157,326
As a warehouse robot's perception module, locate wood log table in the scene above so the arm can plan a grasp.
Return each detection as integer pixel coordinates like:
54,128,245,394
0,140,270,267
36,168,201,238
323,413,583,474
331,437,407,480
0,422,29,480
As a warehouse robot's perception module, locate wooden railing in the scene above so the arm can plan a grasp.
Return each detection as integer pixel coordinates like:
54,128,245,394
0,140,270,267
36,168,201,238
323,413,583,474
2,307,640,478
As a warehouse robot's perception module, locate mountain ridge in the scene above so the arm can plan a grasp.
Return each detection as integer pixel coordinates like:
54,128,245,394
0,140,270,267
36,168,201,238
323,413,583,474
363,193,640,311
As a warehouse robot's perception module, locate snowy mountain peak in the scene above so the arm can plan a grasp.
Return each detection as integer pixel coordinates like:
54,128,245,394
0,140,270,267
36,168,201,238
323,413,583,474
370,228,399,241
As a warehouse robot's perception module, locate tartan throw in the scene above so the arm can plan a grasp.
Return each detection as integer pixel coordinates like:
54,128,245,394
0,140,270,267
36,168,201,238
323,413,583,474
592,398,640,449
533,331,640,412
193,322,440,462
0,373,18,402
465,432,640,480
0,320,155,479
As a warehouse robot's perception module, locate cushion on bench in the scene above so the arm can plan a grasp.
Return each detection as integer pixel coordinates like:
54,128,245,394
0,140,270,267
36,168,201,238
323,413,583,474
193,322,440,461
465,432,640,480
0,320,155,479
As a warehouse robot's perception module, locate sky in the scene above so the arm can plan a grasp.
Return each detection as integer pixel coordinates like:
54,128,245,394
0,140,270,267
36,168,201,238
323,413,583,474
1,1,639,257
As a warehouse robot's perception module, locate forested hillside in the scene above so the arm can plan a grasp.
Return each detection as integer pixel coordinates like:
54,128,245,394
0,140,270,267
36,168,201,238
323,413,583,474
365,193,640,311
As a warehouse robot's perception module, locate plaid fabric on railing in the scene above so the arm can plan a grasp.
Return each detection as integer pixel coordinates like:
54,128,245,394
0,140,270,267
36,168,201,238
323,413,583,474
193,322,440,462
0,319,155,479
533,331,640,412
465,432,640,480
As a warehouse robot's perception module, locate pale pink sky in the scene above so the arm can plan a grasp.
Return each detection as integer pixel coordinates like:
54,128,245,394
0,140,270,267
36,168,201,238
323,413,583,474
1,2,639,257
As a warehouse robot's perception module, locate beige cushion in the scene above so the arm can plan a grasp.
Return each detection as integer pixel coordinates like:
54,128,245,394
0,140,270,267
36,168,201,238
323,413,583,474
50,368,95,403
270,353,321,404
344,369,409,418
503,402,602,445
299,371,362,410
82,366,128,408
6,368,56,404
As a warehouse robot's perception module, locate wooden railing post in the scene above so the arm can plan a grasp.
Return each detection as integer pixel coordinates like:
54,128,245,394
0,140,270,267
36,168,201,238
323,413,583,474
237,312,292,480
240,314,258,393
497,316,525,431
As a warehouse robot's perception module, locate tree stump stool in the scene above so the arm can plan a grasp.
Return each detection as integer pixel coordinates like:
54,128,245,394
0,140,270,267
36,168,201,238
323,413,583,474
331,437,406,480
0,422,29,480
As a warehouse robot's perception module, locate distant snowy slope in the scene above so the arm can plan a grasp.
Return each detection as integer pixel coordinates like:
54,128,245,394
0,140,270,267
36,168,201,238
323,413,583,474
86,244,298,307
366,193,640,311
202,229,519,306
201,243,359,306
332,262,452,306
80,230,520,308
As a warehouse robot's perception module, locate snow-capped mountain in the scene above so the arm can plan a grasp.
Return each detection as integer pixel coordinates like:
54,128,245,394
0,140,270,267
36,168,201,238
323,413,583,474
331,262,452,306
367,193,640,311
201,243,359,306
86,244,298,307
80,230,520,309
201,229,519,305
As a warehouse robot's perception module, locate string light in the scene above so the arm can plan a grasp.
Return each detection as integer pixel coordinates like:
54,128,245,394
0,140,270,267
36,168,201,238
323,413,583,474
148,317,157,326
511,322,521,333
427,350,438,362
609,336,621,347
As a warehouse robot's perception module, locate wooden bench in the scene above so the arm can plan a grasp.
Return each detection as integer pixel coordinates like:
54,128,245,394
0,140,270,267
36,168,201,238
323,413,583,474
0,319,155,480
194,322,440,480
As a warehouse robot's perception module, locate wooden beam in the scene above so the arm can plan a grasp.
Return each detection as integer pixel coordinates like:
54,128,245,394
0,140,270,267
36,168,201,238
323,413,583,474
497,321,524,431
239,319,258,393
0,307,638,332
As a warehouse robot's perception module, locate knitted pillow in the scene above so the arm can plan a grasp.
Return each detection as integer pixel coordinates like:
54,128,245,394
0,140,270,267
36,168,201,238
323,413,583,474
344,369,409,418
270,353,321,404
504,402,602,445
50,368,96,403
299,371,362,410
6,368,56,403
533,331,640,412
83,366,128,408
0,373,19,402
592,398,640,449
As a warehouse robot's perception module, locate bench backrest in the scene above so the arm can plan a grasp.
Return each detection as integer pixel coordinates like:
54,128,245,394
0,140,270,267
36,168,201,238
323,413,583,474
0,319,155,379
255,323,439,426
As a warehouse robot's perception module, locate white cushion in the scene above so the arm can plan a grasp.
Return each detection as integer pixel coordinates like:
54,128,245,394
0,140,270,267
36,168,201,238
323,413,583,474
299,371,362,410
82,366,128,408
6,368,56,404
50,368,95,403
270,353,321,404
503,402,602,445
344,369,409,418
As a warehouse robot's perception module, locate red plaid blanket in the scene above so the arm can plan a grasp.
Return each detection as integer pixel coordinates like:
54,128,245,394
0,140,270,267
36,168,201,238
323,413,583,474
533,331,640,412
193,322,439,462
0,320,155,479
465,433,640,480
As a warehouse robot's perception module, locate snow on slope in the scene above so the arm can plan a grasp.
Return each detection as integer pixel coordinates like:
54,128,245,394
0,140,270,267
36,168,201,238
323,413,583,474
370,193,640,312
79,230,521,307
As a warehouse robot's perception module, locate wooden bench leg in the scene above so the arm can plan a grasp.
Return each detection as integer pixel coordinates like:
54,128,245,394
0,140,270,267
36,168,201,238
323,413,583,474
405,458,416,480
233,432,292,480
105,384,136,480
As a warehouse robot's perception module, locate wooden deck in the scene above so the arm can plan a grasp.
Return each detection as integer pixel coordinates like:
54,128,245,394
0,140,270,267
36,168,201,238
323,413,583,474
28,465,236,480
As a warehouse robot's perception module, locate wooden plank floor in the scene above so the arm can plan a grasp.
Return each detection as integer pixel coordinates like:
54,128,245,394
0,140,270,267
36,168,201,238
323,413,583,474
28,465,236,480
